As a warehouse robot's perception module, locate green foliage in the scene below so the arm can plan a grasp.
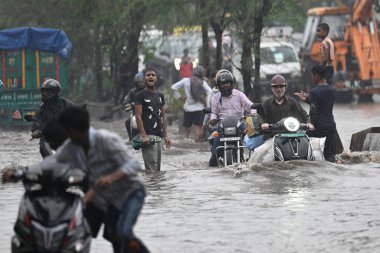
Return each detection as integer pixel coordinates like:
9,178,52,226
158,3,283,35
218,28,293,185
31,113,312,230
0,0,313,103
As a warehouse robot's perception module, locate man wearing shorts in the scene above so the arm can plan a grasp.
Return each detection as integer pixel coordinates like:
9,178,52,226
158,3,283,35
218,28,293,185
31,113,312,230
171,65,212,142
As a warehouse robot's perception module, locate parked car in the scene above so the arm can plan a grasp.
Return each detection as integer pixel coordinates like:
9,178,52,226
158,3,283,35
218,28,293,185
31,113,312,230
231,26,302,96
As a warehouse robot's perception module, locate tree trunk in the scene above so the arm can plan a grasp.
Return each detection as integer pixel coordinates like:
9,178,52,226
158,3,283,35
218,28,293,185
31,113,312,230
94,27,103,101
241,31,254,100
252,29,262,103
125,12,143,93
210,20,224,71
201,22,210,71
252,0,272,103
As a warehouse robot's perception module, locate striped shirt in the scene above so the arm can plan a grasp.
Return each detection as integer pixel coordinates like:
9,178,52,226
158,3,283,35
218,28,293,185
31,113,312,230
54,127,145,211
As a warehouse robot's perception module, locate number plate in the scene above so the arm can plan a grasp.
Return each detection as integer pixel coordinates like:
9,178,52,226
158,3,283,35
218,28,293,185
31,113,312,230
220,137,241,141
279,133,305,137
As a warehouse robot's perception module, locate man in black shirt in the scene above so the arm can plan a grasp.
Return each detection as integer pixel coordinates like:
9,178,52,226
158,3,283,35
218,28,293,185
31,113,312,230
259,75,313,140
135,67,171,171
295,65,342,163
32,79,75,158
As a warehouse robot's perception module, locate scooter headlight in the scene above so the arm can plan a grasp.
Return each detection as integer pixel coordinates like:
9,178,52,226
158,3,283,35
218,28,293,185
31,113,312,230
283,117,300,132
224,127,236,135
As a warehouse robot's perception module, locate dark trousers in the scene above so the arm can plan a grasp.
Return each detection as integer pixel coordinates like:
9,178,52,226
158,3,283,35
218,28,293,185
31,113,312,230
308,128,339,162
209,134,221,167
39,138,51,158
324,66,334,85
84,203,121,252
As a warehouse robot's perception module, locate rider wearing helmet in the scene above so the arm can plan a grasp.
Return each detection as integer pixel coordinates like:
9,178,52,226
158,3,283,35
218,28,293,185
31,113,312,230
209,69,256,124
258,74,313,139
40,79,61,103
215,69,235,97
123,72,146,141
123,72,145,108
208,69,256,167
32,78,75,158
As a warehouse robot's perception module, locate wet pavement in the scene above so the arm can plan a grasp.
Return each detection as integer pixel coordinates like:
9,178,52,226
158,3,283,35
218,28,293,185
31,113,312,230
1,95,380,253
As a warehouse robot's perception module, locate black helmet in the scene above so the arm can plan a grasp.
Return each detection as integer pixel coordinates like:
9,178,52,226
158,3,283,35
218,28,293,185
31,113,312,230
41,79,61,102
216,69,234,86
216,69,234,97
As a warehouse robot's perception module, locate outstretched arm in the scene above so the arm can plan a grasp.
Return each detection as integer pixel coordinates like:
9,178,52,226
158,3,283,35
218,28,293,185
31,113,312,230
294,90,310,104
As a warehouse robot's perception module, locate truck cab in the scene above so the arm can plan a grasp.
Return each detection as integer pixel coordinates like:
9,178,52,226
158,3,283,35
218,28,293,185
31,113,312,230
299,7,350,96
0,27,72,128
299,1,380,103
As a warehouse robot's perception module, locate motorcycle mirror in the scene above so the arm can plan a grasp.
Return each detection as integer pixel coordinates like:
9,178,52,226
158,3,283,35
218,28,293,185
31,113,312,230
24,115,38,122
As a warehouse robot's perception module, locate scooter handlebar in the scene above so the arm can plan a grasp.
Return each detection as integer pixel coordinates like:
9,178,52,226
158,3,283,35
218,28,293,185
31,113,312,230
124,103,134,112
2,168,24,183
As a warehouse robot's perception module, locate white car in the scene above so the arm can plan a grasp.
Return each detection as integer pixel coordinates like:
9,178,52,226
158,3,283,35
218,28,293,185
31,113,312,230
232,38,302,96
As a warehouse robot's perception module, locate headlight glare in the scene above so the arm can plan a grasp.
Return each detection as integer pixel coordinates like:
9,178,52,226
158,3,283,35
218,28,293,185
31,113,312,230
284,117,300,132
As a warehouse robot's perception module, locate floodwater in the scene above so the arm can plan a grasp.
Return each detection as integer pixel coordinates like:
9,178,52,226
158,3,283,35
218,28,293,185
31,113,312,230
1,95,380,253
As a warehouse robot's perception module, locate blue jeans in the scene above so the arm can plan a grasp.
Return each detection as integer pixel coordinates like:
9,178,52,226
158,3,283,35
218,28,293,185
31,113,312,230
105,188,150,253
117,188,145,240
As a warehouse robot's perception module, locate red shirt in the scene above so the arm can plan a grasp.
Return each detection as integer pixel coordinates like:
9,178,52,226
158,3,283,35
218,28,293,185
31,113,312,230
180,63,192,78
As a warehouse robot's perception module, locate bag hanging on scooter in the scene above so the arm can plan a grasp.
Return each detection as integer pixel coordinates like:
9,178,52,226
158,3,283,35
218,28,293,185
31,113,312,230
245,113,259,137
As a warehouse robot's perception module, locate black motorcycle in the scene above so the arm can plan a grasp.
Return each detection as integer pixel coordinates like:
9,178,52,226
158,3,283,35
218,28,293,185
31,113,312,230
209,115,246,167
268,117,315,161
4,160,91,253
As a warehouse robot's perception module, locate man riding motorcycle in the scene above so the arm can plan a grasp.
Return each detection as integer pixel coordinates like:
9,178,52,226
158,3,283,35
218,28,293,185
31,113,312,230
208,69,261,167
31,79,74,158
123,72,146,141
258,74,314,137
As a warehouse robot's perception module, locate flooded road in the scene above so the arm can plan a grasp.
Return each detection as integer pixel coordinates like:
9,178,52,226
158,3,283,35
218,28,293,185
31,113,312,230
1,95,380,253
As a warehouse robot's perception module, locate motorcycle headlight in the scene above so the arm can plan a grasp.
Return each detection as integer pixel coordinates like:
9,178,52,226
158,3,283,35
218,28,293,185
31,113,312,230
283,117,300,132
174,58,181,70
224,127,236,135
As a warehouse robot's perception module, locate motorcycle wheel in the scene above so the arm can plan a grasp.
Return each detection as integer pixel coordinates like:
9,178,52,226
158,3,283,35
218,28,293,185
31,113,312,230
226,149,234,166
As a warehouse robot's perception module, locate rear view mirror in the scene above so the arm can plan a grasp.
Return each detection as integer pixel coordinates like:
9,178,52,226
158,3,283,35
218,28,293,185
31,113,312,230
24,115,38,122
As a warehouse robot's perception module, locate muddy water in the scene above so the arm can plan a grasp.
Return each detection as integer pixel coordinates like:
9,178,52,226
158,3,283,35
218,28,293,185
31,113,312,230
1,96,380,253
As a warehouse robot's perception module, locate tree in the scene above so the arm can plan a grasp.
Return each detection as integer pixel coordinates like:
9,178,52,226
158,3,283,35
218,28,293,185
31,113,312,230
209,1,233,71
0,0,311,103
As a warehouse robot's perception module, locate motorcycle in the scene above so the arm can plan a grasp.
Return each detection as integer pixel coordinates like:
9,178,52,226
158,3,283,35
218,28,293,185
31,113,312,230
124,103,139,142
267,117,315,161
208,115,246,167
3,160,92,253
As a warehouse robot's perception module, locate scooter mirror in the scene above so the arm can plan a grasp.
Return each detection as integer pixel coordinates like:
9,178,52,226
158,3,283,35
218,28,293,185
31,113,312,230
24,115,38,122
